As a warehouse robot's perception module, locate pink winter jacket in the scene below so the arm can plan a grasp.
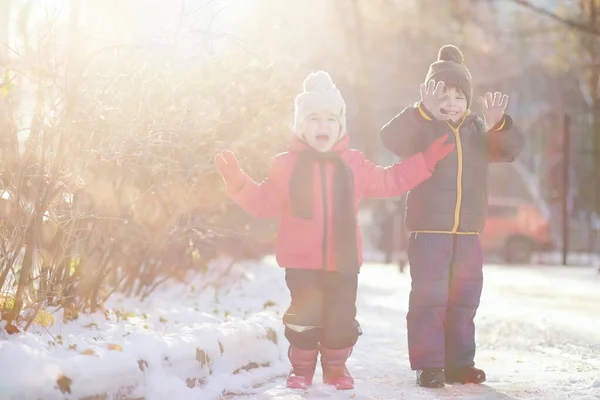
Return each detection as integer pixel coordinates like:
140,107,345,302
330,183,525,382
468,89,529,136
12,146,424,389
227,136,432,272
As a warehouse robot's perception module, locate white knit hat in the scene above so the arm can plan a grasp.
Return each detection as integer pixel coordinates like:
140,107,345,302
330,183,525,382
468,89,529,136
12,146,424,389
293,71,347,139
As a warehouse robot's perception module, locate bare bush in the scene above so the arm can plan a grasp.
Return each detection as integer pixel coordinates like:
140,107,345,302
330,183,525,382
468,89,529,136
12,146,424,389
0,1,300,333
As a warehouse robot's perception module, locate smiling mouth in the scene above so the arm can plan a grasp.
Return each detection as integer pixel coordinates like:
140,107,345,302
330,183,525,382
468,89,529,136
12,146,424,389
316,133,330,142
441,109,460,116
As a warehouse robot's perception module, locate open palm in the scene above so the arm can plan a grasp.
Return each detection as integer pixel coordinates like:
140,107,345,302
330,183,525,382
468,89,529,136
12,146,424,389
478,92,508,130
420,80,451,121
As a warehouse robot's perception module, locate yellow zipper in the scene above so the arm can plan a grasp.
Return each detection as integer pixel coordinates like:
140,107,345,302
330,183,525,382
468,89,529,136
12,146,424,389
446,112,470,233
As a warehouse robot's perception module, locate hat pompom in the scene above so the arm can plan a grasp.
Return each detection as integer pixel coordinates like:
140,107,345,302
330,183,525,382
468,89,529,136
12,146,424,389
303,71,335,92
438,45,464,64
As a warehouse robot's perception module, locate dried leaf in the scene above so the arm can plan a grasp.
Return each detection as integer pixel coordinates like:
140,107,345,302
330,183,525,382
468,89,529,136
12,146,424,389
107,343,122,351
81,349,97,356
56,375,72,394
33,310,55,327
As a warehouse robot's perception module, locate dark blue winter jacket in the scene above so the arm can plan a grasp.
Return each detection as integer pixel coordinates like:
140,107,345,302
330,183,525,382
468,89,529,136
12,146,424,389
380,103,524,234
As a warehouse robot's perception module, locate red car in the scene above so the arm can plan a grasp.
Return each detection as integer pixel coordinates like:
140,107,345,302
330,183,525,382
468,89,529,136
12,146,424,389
481,196,554,263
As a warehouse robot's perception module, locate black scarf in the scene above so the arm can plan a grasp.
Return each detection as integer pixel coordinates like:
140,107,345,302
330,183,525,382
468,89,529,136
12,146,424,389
289,150,359,275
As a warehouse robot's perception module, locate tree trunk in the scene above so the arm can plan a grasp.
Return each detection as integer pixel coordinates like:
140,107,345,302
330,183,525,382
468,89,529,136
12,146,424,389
583,0,600,214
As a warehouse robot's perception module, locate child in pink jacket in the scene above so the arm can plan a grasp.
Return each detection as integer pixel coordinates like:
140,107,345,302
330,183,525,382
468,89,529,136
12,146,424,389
214,71,453,390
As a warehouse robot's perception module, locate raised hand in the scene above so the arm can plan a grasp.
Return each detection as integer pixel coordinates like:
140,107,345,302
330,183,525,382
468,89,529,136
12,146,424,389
422,134,455,171
420,80,451,121
214,150,246,191
478,92,509,130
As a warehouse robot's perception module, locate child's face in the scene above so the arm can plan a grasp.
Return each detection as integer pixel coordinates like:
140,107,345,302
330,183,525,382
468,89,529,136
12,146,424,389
301,111,341,152
441,87,468,123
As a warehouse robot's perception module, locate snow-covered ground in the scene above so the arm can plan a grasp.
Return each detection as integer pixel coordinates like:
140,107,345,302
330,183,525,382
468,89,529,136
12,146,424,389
1,258,599,399
220,259,600,400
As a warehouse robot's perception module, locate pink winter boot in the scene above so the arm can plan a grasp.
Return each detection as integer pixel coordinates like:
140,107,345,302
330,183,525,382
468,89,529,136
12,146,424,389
320,346,355,390
286,346,318,389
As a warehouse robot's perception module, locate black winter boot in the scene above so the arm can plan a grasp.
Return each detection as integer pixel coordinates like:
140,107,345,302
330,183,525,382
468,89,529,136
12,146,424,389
445,366,486,384
416,368,445,388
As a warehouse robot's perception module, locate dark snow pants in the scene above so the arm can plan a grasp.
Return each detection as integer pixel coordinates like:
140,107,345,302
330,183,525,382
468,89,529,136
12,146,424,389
283,269,361,350
406,233,483,370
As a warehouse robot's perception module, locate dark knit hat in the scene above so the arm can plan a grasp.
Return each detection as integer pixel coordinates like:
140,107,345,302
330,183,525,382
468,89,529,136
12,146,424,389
424,45,473,108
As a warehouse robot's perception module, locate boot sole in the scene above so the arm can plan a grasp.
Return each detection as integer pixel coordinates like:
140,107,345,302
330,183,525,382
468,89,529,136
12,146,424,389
323,379,355,390
445,378,486,384
417,379,445,388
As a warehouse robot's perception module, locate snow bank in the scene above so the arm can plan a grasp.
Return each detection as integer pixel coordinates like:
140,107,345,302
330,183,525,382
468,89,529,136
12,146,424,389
0,258,290,400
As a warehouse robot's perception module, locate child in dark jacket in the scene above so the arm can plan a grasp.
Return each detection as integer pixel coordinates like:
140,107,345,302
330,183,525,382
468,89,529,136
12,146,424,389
380,45,524,388
215,71,453,390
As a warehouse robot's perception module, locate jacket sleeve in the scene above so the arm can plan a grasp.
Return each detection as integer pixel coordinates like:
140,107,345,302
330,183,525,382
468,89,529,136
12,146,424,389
484,115,524,163
227,154,287,218
355,151,432,199
380,103,432,158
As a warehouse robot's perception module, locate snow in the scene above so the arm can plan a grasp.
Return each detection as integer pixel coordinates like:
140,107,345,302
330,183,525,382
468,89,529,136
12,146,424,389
0,258,286,400
218,260,600,400
1,257,599,399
